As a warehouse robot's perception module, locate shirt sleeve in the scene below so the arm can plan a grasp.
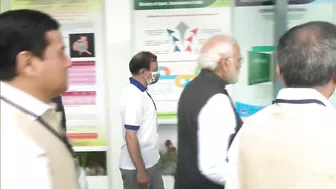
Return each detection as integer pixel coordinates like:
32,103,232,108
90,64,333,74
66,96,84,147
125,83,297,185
78,167,89,189
123,95,142,131
226,129,242,189
197,93,237,185
1,133,51,189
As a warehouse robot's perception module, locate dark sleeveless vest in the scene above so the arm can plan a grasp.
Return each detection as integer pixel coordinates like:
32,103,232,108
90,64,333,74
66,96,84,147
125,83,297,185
174,69,243,189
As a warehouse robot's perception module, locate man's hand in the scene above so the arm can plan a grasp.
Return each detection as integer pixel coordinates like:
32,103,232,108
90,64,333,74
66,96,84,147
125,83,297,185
125,130,149,188
136,169,149,188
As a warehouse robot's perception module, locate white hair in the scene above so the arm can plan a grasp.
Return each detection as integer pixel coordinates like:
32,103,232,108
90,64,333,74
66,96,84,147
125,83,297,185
197,35,237,71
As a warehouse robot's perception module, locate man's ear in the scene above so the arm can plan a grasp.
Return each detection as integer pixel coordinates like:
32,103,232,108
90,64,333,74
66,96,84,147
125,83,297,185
16,51,40,77
276,64,287,86
140,68,147,74
276,64,282,77
332,73,336,84
220,57,230,72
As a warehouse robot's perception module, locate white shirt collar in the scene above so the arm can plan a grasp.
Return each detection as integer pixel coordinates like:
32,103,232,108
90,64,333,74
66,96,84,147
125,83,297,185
0,82,56,118
276,88,334,109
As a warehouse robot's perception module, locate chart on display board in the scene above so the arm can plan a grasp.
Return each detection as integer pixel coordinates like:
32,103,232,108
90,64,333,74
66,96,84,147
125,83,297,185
133,0,232,123
9,0,107,150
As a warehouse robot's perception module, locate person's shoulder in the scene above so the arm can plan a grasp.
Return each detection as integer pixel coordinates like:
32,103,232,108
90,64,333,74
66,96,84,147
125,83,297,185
1,101,21,129
314,106,336,124
120,84,141,99
209,93,229,101
242,104,336,129
122,84,143,95
120,84,144,107
179,77,200,95
204,93,231,106
240,105,274,125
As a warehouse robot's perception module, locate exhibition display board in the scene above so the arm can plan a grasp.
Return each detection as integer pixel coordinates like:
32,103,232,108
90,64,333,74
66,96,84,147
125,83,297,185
9,0,107,150
133,0,336,121
133,0,232,123
9,0,108,178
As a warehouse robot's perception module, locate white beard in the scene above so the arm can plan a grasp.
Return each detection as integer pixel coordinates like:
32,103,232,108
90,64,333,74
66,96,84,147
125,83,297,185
226,69,240,84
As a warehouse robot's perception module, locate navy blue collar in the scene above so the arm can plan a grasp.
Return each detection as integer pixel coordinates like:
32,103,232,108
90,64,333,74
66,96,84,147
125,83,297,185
129,77,147,92
272,99,326,107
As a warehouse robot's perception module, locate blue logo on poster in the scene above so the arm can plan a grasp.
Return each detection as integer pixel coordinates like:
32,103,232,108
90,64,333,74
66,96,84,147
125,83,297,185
235,102,266,117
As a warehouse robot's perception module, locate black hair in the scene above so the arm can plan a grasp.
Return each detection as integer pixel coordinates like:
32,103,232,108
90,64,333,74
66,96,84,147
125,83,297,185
0,9,60,81
129,51,157,75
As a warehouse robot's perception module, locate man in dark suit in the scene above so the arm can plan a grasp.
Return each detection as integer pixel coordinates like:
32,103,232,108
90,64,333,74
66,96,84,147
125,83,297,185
52,95,67,130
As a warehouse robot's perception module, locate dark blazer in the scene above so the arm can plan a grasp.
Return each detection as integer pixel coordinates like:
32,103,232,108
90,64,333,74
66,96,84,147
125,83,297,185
52,95,67,130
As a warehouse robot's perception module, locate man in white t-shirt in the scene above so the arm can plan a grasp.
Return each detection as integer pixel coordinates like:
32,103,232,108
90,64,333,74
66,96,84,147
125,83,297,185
119,51,164,189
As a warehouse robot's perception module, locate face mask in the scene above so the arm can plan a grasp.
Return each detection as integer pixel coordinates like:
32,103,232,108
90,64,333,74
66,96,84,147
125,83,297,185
150,71,160,85
144,71,160,85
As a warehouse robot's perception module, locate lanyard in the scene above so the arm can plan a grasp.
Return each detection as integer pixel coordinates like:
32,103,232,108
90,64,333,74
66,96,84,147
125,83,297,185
272,99,326,107
0,95,74,155
146,91,157,110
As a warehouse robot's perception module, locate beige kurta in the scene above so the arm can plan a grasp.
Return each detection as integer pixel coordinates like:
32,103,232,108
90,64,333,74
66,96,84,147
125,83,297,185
2,99,78,189
236,103,336,189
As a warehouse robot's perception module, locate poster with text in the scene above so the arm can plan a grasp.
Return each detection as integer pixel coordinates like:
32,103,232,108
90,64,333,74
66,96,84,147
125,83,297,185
134,0,232,123
10,0,107,149
232,0,334,119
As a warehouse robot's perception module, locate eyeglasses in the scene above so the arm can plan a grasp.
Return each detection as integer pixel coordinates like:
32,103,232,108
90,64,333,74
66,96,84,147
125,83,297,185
227,57,244,65
238,57,244,65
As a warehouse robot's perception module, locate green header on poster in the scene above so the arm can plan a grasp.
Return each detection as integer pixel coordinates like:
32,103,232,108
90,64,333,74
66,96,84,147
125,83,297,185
134,0,231,10
252,46,275,53
248,51,271,85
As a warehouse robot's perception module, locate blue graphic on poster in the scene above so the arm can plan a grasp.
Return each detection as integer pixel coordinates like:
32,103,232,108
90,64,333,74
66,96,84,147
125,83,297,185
166,21,199,52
